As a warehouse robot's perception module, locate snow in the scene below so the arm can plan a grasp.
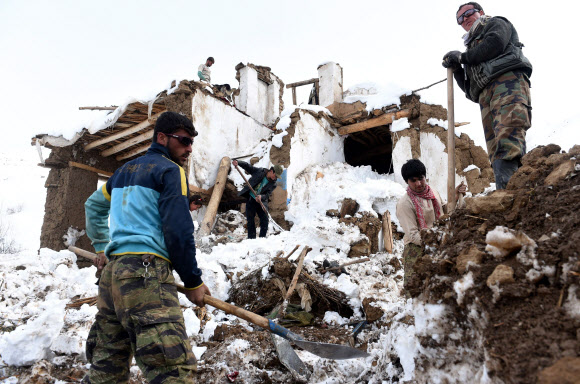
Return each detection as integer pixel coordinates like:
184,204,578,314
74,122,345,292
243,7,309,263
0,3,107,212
342,82,411,111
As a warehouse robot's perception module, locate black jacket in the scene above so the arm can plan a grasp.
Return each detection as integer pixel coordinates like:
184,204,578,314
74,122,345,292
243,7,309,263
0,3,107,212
236,161,277,206
454,16,533,102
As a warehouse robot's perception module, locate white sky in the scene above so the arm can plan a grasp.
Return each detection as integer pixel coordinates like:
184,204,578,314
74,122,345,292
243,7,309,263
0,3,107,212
1,0,579,154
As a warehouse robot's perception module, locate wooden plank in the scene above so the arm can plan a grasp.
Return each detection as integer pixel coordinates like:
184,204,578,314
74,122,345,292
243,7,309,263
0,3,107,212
84,110,165,151
338,109,412,135
68,161,113,177
79,106,118,110
286,78,318,88
199,157,231,236
382,211,394,253
101,129,153,157
292,87,297,105
115,143,149,161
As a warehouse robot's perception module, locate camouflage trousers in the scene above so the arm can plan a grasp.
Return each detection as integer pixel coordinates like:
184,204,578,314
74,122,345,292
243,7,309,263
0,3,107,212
402,243,423,297
479,71,532,163
84,254,197,384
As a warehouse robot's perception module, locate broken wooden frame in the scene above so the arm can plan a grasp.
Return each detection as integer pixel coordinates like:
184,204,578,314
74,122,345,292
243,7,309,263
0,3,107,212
286,78,319,105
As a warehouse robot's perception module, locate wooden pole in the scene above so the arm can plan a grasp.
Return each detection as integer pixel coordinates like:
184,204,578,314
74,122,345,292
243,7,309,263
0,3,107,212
280,247,312,318
199,157,231,236
447,68,456,212
382,211,394,253
337,109,412,135
101,130,153,157
68,161,113,177
319,257,370,273
292,87,297,105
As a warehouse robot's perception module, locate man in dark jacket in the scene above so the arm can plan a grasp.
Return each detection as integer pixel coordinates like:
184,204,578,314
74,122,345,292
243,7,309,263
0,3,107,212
442,2,532,189
83,112,210,383
233,159,280,239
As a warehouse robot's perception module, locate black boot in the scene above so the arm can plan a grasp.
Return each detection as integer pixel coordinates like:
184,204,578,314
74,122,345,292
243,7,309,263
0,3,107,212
492,159,520,189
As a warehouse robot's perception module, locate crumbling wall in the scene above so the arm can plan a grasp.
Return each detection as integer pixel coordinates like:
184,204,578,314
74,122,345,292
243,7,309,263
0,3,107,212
40,143,122,264
391,95,493,201
234,63,284,125
186,89,273,189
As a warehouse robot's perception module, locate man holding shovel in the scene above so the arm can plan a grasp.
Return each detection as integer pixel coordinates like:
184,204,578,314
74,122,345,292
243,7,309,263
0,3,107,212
396,159,466,297
442,2,532,189
83,111,210,383
233,160,282,239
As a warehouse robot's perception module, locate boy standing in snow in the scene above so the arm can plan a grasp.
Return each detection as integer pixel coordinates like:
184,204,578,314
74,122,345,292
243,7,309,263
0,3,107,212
198,56,214,83
233,159,281,239
83,112,210,383
396,159,466,296
442,2,532,189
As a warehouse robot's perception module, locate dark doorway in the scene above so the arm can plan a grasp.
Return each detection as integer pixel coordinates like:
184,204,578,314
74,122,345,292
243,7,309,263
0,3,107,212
344,125,393,174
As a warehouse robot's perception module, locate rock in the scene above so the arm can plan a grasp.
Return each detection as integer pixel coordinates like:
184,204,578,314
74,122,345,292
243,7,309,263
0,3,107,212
326,209,340,218
507,165,542,189
537,357,580,384
340,198,359,218
546,153,572,167
348,238,370,258
544,160,576,186
316,171,325,180
522,144,561,167
362,297,384,322
486,264,515,287
340,212,382,253
456,246,484,274
538,234,550,242
569,144,580,156
465,190,516,215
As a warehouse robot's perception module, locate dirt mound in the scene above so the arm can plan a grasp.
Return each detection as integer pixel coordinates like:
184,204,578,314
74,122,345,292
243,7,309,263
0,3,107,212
408,144,580,384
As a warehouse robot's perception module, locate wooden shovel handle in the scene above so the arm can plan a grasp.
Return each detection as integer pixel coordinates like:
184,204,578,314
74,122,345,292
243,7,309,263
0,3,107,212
447,68,457,212
202,294,269,329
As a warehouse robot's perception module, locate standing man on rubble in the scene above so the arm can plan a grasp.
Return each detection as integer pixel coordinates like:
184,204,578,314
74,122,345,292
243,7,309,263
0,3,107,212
233,159,281,239
198,56,214,83
442,2,532,189
83,111,210,383
396,159,466,296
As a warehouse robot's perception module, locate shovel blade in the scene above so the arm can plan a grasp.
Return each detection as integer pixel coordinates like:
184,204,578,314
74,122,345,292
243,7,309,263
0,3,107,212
268,319,370,360
272,334,311,380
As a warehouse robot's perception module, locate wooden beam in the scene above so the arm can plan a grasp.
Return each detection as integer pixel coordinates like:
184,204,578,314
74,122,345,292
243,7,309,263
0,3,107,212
338,109,412,135
101,129,153,157
115,143,150,161
79,106,118,110
68,161,113,177
286,78,318,88
292,87,297,105
382,211,394,253
199,157,231,236
84,110,165,151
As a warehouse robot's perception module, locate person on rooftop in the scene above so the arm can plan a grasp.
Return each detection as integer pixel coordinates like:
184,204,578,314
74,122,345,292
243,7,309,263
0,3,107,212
442,2,533,189
198,57,214,83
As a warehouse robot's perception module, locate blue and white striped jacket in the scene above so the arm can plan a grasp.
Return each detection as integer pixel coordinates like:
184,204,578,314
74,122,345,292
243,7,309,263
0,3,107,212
84,142,203,289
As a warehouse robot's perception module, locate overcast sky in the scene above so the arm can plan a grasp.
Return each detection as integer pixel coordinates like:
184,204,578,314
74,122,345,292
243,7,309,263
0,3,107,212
1,0,578,155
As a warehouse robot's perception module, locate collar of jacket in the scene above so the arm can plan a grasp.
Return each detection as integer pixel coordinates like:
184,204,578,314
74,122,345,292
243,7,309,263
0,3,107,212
147,142,172,160
463,15,491,46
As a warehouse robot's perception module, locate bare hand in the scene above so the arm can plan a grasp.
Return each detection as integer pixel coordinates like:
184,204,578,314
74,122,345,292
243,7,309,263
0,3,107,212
185,284,211,307
256,195,261,202
232,160,238,167
95,253,107,270
455,181,467,201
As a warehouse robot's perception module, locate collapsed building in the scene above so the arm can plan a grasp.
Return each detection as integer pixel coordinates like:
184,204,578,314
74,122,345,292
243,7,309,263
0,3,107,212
32,61,492,258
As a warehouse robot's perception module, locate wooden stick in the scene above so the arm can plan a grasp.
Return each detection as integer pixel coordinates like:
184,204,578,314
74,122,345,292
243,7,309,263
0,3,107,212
85,111,165,151
338,109,412,135
115,143,150,161
283,244,301,260
280,247,312,318
79,106,118,111
382,211,394,253
319,257,370,273
199,157,231,236
411,78,446,93
101,129,153,157
68,245,99,263
68,161,113,177
292,87,297,105
286,78,319,88
447,68,457,213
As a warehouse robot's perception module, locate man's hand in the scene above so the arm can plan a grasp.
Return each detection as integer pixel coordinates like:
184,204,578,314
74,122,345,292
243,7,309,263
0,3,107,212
185,284,211,307
442,51,462,69
455,181,467,201
232,160,238,167
95,253,107,270
256,195,261,203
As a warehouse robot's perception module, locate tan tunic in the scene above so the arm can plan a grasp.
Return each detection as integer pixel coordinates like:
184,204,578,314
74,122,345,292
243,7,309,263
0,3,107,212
396,188,465,246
